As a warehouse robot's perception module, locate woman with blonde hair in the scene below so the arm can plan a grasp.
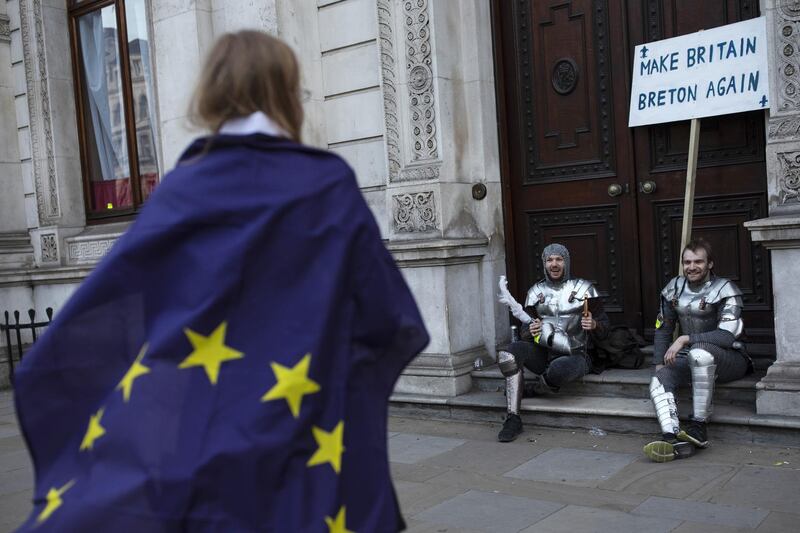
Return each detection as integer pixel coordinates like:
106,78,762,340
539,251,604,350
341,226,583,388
14,31,427,532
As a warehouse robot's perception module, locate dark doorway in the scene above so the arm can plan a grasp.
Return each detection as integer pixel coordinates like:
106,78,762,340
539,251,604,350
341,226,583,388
492,0,773,342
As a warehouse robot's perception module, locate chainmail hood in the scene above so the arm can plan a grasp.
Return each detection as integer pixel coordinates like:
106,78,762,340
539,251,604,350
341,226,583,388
541,243,570,282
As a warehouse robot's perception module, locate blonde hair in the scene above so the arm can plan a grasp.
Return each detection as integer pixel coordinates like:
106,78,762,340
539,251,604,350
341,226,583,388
190,31,303,141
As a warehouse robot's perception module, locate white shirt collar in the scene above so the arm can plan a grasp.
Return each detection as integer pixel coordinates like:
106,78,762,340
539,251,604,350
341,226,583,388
218,111,288,138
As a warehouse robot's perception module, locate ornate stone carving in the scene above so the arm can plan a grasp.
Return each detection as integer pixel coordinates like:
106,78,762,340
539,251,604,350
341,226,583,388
67,238,116,264
40,233,58,263
393,191,438,232
776,4,800,111
779,0,800,20
778,151,800,204
769,117,800,139
403,0,439,163
377,0,438,182
0,14,10,43
19,0,59,223
377,0,401,182
552,58,578,95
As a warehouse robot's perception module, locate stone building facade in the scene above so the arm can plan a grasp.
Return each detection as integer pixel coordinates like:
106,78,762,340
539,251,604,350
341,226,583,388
0,0,798,416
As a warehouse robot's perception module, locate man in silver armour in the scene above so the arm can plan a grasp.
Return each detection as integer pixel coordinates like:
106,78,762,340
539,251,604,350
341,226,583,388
644,239,751,462
497,243,609,442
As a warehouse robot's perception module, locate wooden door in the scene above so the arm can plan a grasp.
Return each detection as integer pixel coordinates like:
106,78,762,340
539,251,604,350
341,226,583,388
628,0,773,342
494,0,644,329
493,0,773,342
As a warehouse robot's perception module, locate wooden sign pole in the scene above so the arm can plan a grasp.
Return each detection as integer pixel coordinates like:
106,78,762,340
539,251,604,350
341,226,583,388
678,118,701,275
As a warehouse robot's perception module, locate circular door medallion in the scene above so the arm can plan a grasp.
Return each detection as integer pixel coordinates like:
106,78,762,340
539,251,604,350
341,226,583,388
552,58,578,95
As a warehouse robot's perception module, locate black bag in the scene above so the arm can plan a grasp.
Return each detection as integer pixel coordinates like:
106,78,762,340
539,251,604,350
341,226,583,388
590,325,647,372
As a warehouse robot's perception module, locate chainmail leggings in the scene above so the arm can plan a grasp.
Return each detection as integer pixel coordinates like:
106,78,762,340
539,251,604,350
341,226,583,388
655,342,748,393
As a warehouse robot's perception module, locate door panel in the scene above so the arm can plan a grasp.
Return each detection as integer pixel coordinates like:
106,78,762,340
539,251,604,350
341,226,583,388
629,0,772,341
495,0,642,329
493,0,773,343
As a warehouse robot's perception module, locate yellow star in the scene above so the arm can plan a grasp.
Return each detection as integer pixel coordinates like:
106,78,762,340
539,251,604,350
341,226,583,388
116,344,151,402
307,421,345,474
179,321,243,385
79,408,106,451
325,506,354,533
36,479,75,523
261,353,320,418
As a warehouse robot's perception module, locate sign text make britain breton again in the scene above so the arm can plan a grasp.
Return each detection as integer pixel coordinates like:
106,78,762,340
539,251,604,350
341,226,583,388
628,17,770,127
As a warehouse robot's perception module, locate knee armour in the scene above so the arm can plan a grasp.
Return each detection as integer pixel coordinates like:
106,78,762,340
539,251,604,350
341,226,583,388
497,350,520,377
688,347,716,421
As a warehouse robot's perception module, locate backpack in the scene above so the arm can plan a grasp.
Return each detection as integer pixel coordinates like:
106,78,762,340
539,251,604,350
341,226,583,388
590,325,647,372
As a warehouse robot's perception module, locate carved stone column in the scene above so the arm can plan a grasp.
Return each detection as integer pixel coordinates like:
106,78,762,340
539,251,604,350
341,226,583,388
378,0,506,396
744,0,800,416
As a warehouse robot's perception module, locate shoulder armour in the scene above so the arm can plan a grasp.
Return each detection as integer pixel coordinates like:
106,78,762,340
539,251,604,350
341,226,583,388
661,276,683,301
706,277,743,304
571,278,599,300
524,281,546,307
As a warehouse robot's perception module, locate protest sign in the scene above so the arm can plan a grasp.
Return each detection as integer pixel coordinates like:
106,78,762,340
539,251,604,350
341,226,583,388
629,17,770,127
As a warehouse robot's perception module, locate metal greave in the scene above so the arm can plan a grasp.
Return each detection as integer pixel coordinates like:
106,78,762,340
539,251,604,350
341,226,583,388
506,371,523,415
689,348,716,421
649,376,680,436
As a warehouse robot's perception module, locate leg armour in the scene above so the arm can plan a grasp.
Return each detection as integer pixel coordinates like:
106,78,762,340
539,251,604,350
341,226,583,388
497,350,520,376
649,376,680,436
688,347,716,421
498,351,523,415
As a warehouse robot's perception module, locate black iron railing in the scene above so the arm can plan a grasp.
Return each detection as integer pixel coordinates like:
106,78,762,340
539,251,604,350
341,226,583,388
1,308,53,382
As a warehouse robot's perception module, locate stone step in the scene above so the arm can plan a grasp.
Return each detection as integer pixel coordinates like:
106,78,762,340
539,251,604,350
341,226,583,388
471,365,762,405
389,389,800,447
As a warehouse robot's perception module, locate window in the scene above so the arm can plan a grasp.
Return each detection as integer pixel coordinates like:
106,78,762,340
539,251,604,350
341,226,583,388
69,0,161,219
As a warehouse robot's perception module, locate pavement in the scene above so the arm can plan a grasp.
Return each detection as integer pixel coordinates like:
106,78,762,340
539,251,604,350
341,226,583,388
2,388,800,532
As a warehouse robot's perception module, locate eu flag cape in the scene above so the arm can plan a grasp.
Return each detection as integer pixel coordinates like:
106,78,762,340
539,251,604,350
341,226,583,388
13,134,429,532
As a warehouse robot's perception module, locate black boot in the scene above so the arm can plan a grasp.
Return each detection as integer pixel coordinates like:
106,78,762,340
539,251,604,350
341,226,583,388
678,418,709,448
643,433,695,463
498,414,523,442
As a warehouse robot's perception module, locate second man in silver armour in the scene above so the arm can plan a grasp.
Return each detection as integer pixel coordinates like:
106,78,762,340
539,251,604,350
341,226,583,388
644,239,752,462
497,243,609,442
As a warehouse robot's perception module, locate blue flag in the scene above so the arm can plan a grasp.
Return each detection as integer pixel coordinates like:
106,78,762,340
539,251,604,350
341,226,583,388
13,134,429,532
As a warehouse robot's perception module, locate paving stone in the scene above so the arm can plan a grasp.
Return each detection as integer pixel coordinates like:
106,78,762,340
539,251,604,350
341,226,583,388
0,466,33,497
0,423,20,439
632,496,768,529
389,433,466,465
419,439,544,476
0,449,30,473
504,447,637,488
390,462,450,483
423,468,646,512
413,489,563,533
672,522,753,533
0,488,31,532
404,518,484,533
756,511,800,532
599,461,737,499
523,504,681,533
710,465,800,515
394,480,468,517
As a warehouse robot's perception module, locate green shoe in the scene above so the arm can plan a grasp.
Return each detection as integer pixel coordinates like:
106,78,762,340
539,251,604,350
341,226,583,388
643,437,694,463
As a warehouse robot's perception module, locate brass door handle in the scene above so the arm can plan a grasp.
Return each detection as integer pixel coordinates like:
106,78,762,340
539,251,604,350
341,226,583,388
640,180,657,194
607,183,624,197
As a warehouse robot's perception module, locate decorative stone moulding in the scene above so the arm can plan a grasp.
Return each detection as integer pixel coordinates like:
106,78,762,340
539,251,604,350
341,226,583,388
66,235,121,265
19,0,59,223
776,1,800,111
0,13,11,43
393,191,438,233
778,151,800,204
40,233,58,263
378,0,441,183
